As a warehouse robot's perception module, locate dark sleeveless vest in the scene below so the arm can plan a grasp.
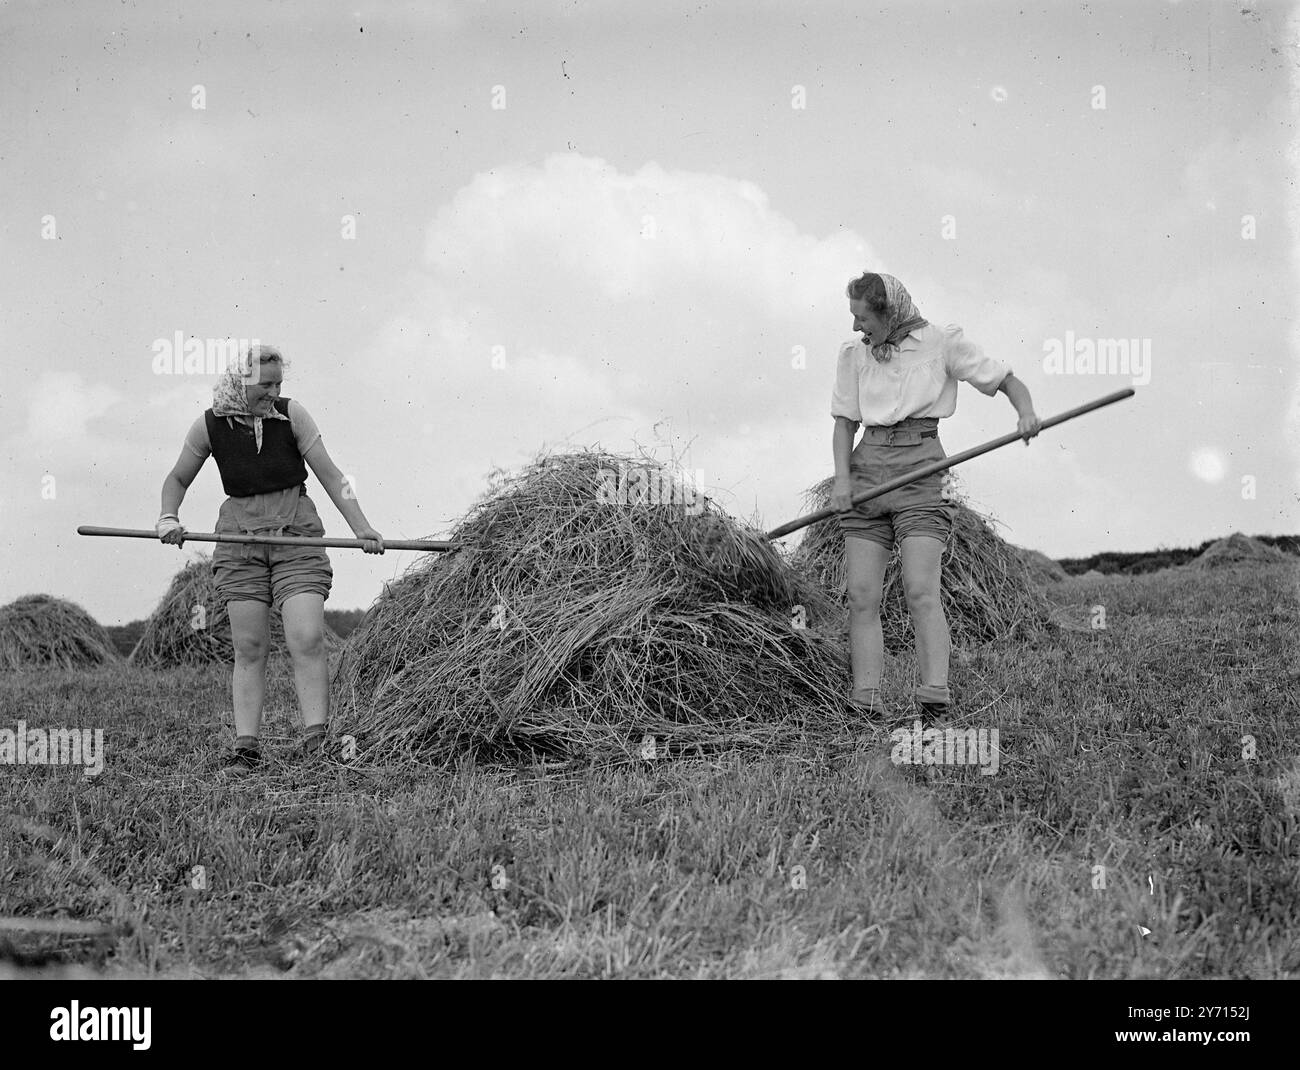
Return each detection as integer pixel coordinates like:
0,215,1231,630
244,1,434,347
204,397,309,498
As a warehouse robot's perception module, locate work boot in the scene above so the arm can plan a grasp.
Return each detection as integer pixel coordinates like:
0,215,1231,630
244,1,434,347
299,726,330,765
915,683,951,725
848,687,887,720
218,745,261,777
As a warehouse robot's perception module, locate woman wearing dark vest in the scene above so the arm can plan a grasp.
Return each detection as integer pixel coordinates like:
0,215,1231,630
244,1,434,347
155,345,385,775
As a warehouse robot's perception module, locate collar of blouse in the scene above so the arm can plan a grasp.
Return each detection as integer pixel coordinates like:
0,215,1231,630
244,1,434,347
861,327,928,361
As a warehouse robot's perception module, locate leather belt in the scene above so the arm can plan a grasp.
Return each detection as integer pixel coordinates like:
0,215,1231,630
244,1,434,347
859,426,937,446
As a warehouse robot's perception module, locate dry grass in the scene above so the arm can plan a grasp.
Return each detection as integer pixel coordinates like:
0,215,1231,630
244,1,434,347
129,557,343,668
1,563,1297,979
0,594,120,671
788,476,1057,654
333,449,848,765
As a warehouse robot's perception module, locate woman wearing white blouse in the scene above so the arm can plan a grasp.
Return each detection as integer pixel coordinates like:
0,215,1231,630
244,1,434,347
830,272,1041,722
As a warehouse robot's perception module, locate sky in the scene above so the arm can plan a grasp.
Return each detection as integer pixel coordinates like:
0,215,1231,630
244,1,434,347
1,0,1296,624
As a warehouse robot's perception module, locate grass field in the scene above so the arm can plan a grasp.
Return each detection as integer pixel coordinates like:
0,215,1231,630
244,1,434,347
2,562,1297,979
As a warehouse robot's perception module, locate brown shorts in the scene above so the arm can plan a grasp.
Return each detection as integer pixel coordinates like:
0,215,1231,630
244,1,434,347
212,487,333,609
837,418,956,550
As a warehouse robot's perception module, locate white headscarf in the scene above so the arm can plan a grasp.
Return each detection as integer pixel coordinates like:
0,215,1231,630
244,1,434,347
868,274,929,364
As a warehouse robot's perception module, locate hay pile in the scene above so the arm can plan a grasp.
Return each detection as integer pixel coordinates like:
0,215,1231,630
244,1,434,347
1189,532,1290,570
130,558,343,667
789,477,1054,653
0,594,120,670
333,450,847,765
1016,547,1069,584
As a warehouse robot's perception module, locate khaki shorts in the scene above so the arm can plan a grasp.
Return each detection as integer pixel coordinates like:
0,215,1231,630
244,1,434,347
837,418,956,550
212,486,333,608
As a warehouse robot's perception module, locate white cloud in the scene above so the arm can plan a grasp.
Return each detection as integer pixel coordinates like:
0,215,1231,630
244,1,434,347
413,154,869,356
339,154,881,498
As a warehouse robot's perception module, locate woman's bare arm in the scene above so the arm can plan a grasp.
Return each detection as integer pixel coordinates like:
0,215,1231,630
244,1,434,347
831,416,859,510
996,373,1042,441
161,447,205,517
833,416,858,480
303,440,384,551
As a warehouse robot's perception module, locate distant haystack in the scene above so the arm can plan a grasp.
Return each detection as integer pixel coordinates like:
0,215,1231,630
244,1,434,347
1190,532,1290,570
0,594,120,670
790,478,1054,653
1016,547,1069,584
130,558,343,667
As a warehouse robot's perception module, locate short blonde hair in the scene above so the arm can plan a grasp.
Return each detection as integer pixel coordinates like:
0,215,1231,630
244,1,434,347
242,343,290,382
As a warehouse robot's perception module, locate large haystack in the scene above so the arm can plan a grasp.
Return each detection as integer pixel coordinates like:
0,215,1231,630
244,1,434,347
1189,532,1290,570
333,450,847,765
1016,546,1069,584
130,558,343,667
0,594,120,670
789,477,1054,653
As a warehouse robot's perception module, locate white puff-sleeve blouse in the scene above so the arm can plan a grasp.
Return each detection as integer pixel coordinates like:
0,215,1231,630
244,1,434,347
830,323,1012,426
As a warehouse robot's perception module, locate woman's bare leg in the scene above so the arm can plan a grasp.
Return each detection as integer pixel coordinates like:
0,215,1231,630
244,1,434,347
844,537,892,694
900,535,950,693
228,600,271,738
281,592,329,730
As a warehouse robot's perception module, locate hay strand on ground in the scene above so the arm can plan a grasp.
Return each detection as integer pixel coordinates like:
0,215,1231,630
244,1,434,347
129,557,342,668
0,594,120,671
333,449,848,765
789,476,1055,653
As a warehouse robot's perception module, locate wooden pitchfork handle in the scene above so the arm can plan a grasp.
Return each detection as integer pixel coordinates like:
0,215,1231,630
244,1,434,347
765,387,1136,540
76,527,456,552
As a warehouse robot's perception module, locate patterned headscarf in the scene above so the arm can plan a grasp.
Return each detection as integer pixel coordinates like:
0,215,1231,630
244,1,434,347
867,274,929,364
211,345,288,454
